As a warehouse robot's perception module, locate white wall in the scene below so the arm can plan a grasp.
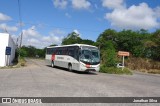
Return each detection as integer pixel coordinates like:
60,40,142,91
0,33,17,67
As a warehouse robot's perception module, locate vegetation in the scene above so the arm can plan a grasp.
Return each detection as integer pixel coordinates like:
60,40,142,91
62,32,95,45
18,29,160,74
96,29,160,72
62,29,160,74
19,45,46,58
100,65,132,75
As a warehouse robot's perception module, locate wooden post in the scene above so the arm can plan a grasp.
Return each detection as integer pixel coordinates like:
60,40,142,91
122,56,124,70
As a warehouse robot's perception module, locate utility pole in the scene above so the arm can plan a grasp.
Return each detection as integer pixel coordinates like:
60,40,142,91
19,32,23,48
18,0,23,58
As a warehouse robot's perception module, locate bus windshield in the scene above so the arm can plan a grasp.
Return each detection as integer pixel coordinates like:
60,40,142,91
80,47,100,65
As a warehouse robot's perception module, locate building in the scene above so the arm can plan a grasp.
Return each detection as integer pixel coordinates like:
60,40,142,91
0,33,17,67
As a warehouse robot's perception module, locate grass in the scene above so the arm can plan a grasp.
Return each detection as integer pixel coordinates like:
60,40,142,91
100,65,132,75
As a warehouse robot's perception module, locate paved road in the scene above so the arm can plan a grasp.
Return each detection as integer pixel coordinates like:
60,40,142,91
0,58,160,106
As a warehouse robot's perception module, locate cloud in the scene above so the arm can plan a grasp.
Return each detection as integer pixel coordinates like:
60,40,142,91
104,1,160,30
22,26,65,48
22,26,40,38
0,23,18,32
102,0,124,9
52,0,91,10
73,29,80,34
155,6,160,17
48,29,65,43
0,13,11,21
0,13,17,33
71,0,91,10
65,13,71,18
52,0,68,9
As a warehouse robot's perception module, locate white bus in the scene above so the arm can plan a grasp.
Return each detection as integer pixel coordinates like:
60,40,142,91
45,44,100,72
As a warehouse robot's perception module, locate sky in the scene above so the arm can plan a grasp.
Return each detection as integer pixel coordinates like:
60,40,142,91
0,0,160,48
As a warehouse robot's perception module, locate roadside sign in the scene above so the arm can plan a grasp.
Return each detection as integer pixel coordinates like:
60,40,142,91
118,51,130,70
118,51,129,56
5,47,11,55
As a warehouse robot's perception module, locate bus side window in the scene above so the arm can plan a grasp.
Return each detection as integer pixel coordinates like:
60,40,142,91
51,48,54,54
48,48,52,54
68,47,74,57
56,48,59,55
59,49,62,55
74,48,79,61
62,47,67,55
64,48,68,55
54,48,57,55
53,48,56,54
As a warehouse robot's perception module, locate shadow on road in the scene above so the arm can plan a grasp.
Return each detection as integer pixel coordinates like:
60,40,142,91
46,65,98,75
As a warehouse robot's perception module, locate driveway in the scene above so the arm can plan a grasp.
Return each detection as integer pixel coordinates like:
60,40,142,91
0,58,159,106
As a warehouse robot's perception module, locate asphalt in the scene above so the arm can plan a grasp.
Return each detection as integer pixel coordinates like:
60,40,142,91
0,58,160,106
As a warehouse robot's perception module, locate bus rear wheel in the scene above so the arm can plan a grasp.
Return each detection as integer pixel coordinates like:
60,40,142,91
68,64,72,71
51,61,54,68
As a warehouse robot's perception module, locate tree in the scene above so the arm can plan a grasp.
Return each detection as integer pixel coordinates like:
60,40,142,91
62,31,95,46
148,30,160,61
80,39,95,45
49,44,58,47
97,29,117,50
62,32,82,45
116,30,148,57
102,41,117,67
19,48,28,57
19,46,46,58
96,29,117,66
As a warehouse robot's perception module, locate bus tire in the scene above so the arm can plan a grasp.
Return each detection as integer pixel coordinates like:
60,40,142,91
51,61,54,68
68,64,72,71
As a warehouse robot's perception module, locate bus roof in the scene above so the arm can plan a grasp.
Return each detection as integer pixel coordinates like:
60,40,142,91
47,44,98,48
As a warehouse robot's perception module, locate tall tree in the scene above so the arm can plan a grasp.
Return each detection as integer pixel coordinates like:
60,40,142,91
80,39,95,45
97,29,117,50
148,30,160,61
116,30,147,57
62,32,82,45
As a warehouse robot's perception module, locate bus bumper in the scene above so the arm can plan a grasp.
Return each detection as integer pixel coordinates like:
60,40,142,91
79,62,100,72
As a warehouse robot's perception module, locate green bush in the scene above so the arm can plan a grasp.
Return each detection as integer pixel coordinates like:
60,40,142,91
19,48,28,57
101,41,117,67
100,65,132,75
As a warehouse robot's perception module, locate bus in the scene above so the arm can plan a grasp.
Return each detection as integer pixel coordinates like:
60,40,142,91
45,44,100,72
